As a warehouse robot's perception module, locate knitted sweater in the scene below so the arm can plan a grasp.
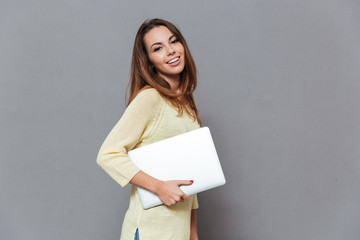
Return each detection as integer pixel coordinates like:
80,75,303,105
97,88,200,240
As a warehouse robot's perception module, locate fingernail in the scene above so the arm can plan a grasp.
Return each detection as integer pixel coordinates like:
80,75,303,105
190,180,194,183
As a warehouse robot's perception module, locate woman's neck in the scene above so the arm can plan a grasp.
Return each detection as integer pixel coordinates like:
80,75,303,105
160,74,180,93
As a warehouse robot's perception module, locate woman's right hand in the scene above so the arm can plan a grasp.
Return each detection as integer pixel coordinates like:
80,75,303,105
155,180,194,206
130,171,194,206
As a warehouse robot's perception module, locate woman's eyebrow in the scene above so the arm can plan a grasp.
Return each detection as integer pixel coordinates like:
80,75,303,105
150,35,176,48
151,42,162,48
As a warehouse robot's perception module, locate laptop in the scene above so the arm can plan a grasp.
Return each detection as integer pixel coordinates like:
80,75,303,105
128,127,226,209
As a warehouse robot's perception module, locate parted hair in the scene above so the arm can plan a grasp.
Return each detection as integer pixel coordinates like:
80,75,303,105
127,18,200,124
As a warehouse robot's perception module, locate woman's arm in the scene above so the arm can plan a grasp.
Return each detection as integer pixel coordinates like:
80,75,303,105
130,170,193,206
97,89,162,187
190,209,199,240
97,89,193,206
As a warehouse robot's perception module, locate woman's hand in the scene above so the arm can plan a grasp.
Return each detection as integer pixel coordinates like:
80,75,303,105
130,171,194,206
155,180,194,206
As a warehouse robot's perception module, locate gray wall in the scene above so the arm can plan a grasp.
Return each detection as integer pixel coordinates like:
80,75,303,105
1,0,359,239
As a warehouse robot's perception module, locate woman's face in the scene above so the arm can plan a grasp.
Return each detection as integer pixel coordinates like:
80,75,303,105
144,26,185,82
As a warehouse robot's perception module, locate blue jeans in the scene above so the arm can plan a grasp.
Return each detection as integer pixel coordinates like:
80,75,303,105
134,228,139,240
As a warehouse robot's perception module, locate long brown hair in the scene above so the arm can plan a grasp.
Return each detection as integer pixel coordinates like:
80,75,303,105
127,18,201,124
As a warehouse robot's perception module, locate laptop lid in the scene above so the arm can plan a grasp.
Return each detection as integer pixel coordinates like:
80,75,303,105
128,127,226,209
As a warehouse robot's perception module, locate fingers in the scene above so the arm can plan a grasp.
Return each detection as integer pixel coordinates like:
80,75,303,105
159,180,194,206
170,190,190,204
176,180,194,186
164,199,177,207
175,180,193,201
164,196,187,206
181,193,190,201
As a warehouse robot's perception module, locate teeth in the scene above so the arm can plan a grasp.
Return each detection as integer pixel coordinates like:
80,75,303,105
168,57,179,64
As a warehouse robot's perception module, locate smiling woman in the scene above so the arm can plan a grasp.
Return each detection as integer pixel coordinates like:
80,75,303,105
97,19,201,240
128,19,200,124
144,26,185,90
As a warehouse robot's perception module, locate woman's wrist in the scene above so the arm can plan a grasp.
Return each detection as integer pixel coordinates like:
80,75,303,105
152,179,165,195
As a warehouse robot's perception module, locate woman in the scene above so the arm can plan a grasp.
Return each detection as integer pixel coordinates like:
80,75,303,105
97,18,201,240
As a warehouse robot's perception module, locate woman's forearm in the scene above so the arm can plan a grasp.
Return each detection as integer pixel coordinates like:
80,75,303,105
130,170,163,193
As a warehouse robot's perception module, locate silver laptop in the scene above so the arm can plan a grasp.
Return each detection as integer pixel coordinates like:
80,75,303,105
128,127,226,209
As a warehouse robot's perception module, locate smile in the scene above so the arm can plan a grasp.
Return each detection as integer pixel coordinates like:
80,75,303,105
167,57,180,64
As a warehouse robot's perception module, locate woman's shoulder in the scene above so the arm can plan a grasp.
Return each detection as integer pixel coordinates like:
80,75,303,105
137,87,161,98
130,87,163,108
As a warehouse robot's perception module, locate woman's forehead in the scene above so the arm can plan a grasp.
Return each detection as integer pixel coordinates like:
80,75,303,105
144,26,174,47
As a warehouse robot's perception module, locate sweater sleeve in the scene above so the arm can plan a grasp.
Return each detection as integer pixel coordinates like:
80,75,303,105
97,89,162,187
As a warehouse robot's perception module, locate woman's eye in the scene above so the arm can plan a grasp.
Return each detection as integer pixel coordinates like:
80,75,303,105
171,39,178,44
154,47,161,52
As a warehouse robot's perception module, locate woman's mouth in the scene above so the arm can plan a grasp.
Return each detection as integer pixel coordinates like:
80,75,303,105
167,57,180,65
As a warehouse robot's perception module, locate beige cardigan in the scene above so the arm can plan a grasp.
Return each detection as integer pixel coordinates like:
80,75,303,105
97,88,200,240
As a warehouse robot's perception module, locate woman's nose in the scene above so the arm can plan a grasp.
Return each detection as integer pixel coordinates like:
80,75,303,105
166,45,175,56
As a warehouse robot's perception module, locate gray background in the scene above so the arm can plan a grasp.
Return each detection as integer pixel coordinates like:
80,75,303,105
1,0,359,239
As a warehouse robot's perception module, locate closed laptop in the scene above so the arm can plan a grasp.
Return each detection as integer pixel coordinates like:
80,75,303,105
128,127,226,209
